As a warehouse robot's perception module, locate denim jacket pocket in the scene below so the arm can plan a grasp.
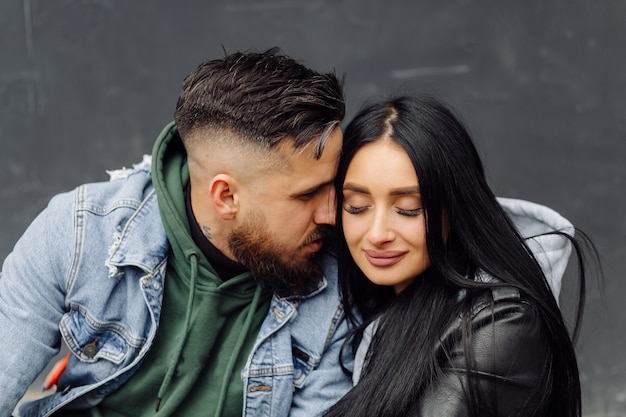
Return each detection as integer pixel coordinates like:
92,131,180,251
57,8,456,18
59,304,142,385
291,345,321,389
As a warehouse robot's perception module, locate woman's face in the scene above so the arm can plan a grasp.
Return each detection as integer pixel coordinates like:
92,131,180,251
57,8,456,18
341,139,431,294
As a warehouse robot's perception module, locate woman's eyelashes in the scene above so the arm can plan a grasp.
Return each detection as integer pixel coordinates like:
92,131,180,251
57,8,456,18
342,204,423,216
343,204,368,214
396,207,423,217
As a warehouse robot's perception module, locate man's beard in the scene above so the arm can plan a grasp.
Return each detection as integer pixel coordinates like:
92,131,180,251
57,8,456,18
227,214,333,297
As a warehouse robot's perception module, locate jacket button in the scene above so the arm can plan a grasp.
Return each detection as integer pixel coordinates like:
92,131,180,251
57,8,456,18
82,339,99,358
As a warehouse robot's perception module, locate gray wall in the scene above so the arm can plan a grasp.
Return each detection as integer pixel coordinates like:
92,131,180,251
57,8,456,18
1,1,624,414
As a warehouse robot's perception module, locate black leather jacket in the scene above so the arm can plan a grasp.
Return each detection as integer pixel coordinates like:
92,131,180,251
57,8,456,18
416,286,552,416
353,285,553,416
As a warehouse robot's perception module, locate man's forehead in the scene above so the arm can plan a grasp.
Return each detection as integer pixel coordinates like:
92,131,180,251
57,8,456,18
272,128,342,185
280,127,342,160
265,158,334,196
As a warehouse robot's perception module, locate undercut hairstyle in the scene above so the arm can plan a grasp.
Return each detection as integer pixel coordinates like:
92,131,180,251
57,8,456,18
173,47,345,159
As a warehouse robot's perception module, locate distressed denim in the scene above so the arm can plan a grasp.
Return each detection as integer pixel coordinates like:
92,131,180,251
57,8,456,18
0,159,353,417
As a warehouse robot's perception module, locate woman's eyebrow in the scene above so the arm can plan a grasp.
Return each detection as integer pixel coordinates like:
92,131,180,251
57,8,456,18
389,186,420,196
343,183,420,196
342,183,369,194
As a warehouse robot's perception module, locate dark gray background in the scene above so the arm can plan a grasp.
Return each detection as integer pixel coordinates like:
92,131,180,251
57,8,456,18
1,0,624,414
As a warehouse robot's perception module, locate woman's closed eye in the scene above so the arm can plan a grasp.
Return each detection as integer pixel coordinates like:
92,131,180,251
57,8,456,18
343,204,368,214
396,207,423,217
343,205,422,216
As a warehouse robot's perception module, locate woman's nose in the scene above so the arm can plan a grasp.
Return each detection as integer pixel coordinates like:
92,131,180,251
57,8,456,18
367,210,394,246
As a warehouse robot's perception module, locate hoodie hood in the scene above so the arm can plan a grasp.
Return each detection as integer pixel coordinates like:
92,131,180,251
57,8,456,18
152,121,221,283
147,122,269,414
497,197,574,301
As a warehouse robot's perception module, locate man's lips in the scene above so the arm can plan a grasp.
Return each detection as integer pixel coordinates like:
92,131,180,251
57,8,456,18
304,238,324,252
302,226,332,253
363,250,407,267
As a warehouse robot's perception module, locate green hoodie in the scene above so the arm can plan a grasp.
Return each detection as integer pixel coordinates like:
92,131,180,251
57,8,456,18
92,123,271,416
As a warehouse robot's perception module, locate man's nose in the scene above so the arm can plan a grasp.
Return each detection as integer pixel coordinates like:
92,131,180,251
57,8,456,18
313,186,337,225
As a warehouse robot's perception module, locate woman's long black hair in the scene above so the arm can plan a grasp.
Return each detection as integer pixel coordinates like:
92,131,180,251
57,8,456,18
326,95,598,417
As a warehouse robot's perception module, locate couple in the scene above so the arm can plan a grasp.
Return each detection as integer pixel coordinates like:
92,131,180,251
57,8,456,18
1,48,593,417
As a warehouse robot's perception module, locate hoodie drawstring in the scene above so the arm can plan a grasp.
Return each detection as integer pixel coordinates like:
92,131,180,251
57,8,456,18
155,251,199,411
212,283,263,417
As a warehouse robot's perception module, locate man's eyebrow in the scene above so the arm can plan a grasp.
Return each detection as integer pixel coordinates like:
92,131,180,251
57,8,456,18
291,179,334,197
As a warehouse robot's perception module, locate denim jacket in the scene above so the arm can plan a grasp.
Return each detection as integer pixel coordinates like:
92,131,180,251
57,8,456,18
0,158,353,417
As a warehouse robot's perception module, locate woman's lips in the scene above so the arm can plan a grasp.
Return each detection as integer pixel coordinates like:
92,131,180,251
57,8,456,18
363,250,407,267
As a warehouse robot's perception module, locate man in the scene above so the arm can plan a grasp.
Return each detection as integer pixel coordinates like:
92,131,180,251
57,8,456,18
1,48,353,416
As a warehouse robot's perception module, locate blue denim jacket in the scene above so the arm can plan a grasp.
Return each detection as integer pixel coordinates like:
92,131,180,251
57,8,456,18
0,158,353,417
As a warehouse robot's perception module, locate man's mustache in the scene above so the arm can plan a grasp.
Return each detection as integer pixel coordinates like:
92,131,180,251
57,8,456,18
303,225,334,246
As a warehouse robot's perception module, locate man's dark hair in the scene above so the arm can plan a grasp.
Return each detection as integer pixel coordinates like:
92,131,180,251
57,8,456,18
174,47,345,158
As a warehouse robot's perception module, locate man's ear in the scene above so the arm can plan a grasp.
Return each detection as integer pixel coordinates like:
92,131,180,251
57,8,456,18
209,174,238,220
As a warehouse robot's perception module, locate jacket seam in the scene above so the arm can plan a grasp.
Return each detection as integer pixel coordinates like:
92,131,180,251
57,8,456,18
66,185,85,295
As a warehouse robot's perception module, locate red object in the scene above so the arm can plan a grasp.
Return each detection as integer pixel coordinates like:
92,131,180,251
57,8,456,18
42,352,70,391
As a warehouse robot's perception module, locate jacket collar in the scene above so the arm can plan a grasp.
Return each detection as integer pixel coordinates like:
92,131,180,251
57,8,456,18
106,188,169,274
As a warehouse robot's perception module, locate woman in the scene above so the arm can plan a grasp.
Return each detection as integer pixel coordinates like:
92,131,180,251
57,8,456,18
326,95,597,417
